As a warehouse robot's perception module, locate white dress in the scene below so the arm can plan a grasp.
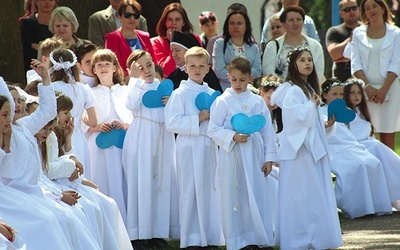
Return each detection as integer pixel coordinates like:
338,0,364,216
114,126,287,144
349,110,400,204
0,84,101,250
86,84,133,223
165,79,224,248
122,78,179,240
207,88,278,250
271,82,342,250
45,131,133,250
321,105,392,218
52,80,95,180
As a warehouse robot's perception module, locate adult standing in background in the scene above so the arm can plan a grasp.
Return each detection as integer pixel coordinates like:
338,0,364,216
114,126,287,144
262,6,324,83
260,0,320,48
88,0,148,48
351,0,400,150
326,0,360,82
136,0,180,38
105,0,155,77
212,10,261,90
20,0,57,75
151,3,201,78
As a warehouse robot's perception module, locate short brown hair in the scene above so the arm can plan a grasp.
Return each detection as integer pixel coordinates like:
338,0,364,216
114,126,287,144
229,57,251,75
118,0,142,16
40,37,63,58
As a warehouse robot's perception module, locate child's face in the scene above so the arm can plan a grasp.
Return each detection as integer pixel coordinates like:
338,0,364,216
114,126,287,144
27,102,39,115
261,88,278,110
171,44,186,67
10,90,23,122
93,60,116,83
0,101,12,133
35,121,56,143
348,84,363,108
79,51,96,77
228,69,252,94
200,20,218,37
323,85,344,104
136,54,156,83
58,109,72,128
270,19,285,39
296,51,313,79
184,56,209,84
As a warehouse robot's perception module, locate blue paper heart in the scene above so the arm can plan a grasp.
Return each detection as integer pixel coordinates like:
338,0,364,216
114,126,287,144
96,129,127,149
195,91,221,111
327,98,356,123
230,113,266,135
142,79,173,108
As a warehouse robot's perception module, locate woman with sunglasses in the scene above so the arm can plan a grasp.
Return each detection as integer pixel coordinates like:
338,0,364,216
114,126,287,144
351,0,400,150
105,0,155,78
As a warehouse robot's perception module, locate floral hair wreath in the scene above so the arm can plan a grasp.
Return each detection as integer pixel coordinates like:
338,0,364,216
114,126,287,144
344,78,365,88
48,49,78,84
261,80,281,88
287,45,311,63
322,81,343,93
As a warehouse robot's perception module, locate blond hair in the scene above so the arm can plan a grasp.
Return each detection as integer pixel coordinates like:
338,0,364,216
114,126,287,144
184,46,210,64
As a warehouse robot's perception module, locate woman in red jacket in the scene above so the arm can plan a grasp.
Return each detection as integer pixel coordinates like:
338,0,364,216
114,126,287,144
105,0,155,78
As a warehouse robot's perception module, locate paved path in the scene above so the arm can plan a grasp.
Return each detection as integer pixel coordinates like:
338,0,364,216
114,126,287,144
339,211,400,249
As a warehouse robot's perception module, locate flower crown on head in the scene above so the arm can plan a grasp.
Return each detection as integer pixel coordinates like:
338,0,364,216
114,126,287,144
261,80,281,88
287,45,311,63
48,49,78,84
322,80,343,93
55,92,65,100
344,78,365,88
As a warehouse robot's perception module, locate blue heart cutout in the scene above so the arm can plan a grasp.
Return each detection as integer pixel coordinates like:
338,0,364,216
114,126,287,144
230,113,266,135
195,91,221,111
96,129,127,149
328,98,356,123
142,79,173,108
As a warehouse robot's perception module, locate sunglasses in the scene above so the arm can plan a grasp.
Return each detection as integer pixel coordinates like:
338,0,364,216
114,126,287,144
123,12,140,19
342,6,358,12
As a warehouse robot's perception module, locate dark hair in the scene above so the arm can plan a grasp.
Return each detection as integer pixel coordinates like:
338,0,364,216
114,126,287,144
280,5,305,23
73,43,97,63
230,57,251,75
50,48,80,84
118,0,142,16
53,92,73,157
91,49,124,87
343,79,374,136
39,118,58,174
227,3,248,14
286,48,319,98
156,3,194,37
154,64,164,79
199,11,217,26
0,95,9,110
360,0,393,24
222,11,255,53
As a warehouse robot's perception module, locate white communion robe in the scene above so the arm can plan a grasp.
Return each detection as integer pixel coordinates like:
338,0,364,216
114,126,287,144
321,105,392,218
52,80,95,180
207,87,277,250
349,110,400,205
86,83,133,224
122,78,180,240
271,82,342,250
0,84,101,250
165,79,224,248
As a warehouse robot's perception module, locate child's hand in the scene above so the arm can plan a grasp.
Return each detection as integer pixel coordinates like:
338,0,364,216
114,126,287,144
198,110,210,123
61,190,81,206
325,114,335,128
100,122,113,132
30,59,50,84
162,96,169,106
63,117,74,139
261,162,273,177
111,120,124,130
69,155,84,175
128,61,142,78
68,167,80,182
0,222,15,242
233,133,249,143
82,179,99,190
312,93,320,106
